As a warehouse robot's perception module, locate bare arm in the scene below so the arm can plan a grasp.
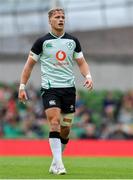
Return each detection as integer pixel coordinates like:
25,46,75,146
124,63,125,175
76,57,93,90
20,55,36,84
18,54,37,103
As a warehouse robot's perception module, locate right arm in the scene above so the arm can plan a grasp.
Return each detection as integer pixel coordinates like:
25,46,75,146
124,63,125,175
18,36,43,103
18,54,37,103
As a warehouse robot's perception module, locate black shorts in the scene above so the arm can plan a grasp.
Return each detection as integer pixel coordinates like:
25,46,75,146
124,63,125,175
41,87,76,113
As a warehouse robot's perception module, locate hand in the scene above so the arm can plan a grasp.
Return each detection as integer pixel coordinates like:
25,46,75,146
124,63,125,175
83,78,93,90
18,89,28,104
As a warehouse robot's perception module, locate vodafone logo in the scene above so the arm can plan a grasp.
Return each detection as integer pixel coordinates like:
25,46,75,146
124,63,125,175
56,50,66,61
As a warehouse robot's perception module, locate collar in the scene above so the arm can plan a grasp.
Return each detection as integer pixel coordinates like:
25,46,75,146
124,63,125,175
49,31,65,39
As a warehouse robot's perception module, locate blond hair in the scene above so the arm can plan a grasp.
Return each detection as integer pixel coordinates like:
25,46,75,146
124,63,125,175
48,8,65,19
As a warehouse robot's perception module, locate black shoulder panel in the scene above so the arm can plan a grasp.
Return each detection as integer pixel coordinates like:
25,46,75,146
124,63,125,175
31,33,55,55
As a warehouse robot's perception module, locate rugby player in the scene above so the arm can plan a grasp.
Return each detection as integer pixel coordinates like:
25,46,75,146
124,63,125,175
18,8,93,175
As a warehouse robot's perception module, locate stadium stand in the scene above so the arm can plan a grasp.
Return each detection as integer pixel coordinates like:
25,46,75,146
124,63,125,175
0,82,133,139
0,0,133,139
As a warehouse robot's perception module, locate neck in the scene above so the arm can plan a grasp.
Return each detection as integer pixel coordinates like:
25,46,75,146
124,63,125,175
51,29,64,37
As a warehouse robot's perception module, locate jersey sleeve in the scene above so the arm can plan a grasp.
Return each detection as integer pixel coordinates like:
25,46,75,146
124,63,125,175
73,38,84,59
30,38,43,61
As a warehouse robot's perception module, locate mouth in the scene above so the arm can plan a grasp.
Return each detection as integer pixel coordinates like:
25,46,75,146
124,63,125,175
58,23,64,26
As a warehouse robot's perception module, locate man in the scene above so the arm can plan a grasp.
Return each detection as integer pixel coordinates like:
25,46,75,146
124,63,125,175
18,8,93,175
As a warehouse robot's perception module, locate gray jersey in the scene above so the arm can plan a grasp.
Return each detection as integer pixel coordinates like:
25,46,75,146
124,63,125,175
30,32,84,89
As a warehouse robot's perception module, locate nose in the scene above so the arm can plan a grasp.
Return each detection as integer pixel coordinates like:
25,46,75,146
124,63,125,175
59,19,63,22
59,17,64,22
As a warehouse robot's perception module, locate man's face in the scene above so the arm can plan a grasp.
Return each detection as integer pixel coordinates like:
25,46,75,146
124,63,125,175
49,11,65,31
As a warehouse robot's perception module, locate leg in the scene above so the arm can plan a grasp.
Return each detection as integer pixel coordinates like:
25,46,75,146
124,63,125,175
60,87,76,151
46,107,61,132
60,126,70,152
60,113,74,152
45,107,66,174
60,126,70,139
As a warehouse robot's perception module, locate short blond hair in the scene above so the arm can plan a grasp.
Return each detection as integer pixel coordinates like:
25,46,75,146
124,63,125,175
48,8,65,19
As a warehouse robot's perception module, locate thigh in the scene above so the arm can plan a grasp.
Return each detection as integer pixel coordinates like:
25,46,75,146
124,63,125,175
41,88,61,110
61,87,76,113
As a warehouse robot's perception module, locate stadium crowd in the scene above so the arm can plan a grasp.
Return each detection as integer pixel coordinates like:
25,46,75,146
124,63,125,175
0,82,133,139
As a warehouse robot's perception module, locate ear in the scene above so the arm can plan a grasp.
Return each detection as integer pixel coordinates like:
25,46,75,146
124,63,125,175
49,18,52,25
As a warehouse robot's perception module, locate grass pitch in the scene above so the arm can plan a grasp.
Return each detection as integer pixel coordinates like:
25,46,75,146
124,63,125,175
0,156,133,179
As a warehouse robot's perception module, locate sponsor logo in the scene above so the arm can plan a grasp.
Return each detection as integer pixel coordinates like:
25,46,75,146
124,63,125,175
53,62,69,67
49,100,56,105
56,50,66,61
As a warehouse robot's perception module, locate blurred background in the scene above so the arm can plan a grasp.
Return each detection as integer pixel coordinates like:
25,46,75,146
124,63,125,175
0,0,133,140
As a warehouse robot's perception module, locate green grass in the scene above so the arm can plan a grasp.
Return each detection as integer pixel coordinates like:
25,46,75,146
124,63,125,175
0,157,133,179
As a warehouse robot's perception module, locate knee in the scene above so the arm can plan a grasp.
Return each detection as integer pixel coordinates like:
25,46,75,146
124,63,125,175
49,117,60,132
60,113,74,127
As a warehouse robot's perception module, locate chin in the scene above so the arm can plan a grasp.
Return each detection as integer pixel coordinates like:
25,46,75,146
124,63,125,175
57,28,64,31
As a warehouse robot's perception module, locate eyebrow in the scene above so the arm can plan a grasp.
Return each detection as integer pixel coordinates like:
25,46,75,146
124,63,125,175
54,14,65,18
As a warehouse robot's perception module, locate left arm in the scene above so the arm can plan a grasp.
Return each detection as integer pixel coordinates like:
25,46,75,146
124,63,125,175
76,57,93,90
